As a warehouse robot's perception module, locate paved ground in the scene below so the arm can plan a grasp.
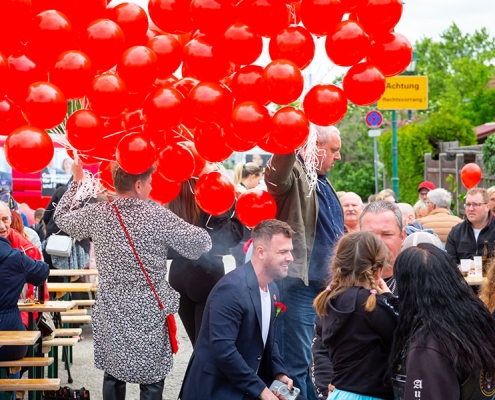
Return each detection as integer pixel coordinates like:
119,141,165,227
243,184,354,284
51,256,236,400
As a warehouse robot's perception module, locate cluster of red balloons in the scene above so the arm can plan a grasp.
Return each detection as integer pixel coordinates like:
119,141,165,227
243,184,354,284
0,0,410,216
460,163,482,190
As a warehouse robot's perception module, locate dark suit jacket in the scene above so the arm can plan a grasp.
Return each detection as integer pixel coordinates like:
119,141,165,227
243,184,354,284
179,262,288,400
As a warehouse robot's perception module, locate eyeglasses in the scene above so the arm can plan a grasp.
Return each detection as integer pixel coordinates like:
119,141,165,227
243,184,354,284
463,202,487,209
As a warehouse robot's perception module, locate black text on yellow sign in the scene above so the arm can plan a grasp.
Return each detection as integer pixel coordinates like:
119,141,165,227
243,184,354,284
377,76,428,110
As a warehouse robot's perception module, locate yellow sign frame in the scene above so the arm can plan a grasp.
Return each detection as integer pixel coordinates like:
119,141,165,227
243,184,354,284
377,76,428,110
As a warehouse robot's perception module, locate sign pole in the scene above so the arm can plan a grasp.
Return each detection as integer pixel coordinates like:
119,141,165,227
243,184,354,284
391,110,399,200
374,137,379,194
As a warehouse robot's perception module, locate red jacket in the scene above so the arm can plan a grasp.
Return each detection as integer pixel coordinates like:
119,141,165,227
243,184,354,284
8,229,49,326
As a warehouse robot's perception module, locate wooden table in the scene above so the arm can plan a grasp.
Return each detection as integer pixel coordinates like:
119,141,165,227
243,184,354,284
0,331,40,348
17,301,76,313
49,269,98,277
47,282,94,293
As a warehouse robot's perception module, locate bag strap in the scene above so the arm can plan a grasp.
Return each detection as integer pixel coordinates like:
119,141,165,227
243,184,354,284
110,202,164,312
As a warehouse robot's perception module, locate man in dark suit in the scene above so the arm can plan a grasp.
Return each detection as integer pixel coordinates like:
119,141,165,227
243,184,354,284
179,219,302,400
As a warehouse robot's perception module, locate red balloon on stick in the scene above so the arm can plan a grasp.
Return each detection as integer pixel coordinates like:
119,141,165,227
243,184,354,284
269,26,315,70
149,171,182,204
342,62,386,106
66,110,105,151
194,171,236,216
188,82,233,124
157,143,195,183
367,32,412,77
461,163,482,189
5,126,54,173
236,189,277,228
88,74,129,119
24,82,67,130
194,123,233,162
303,84,348,126
270,107,310,151
50,50,95,100
116,133,156,174
147,34,183,78
325,21,370,67
263,59,304,105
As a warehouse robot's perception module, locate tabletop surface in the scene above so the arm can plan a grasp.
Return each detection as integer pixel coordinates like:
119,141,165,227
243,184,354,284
465,275,485,286
0,331,40,346
49,269,98,276
17,300,76,312
47,282,95,292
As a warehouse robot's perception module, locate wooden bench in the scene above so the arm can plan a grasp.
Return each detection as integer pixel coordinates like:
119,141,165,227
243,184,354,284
0,357,54,374
0,378,60,391
73,299,95,308
60,309,87,317
54,328,82,337
60,315,91,325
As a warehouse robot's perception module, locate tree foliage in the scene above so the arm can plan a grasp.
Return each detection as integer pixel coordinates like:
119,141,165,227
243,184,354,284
482,134,495,176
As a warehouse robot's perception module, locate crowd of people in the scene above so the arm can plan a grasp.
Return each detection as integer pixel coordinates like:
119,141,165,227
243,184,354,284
2,124,495,400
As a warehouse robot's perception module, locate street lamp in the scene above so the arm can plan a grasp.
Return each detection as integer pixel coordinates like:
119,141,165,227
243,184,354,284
391,51,418,200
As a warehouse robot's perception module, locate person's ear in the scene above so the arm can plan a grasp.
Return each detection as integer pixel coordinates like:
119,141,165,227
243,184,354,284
134,180,142,194
255,245,265,259
373,267,382,280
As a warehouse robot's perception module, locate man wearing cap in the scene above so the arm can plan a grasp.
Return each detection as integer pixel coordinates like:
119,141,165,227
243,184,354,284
418,188,463,244
418,181,436,201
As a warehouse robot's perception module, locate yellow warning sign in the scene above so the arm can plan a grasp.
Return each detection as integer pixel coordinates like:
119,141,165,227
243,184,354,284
377,76,428,110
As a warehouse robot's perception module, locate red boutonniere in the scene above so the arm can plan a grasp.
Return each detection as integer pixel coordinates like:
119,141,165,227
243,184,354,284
273,302,286,323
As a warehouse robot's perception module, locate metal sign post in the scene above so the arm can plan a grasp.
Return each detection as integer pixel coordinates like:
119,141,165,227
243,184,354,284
368,129,382,195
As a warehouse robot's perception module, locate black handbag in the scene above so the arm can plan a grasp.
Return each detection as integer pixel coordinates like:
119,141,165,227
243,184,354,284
43,387,90,399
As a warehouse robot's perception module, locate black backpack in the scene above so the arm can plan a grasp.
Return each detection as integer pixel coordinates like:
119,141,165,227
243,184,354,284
43,387,90,399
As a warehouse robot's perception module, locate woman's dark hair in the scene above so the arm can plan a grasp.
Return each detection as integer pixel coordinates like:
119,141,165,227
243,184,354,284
167,179,200,225
389,243,495,380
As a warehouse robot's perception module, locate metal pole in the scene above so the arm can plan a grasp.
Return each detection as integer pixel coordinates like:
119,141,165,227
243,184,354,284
373,137,379,194
391,110,399,200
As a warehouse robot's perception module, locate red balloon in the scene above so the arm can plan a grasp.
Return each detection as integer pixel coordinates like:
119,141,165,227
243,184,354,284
221,23,263,66
183,37,236,82
27,10,74,68
0,97,26,135
231,101,270,142
190,0,236,36
236,189,277,228
81,19,126,73
149,171,182,204
229,65,268,104
270,107,309,151
106,2,149,47
116,133,156,174
325,21,370,67
143,87,185,130
50,50,95,100
300,0,344,36
5,125,54,173
194,171,235,216
188,82,233,124
98,160,115,191
181,140,206,177
117,46,159,93
24,82,67,129
6,53,48,105
238,0,290,38
171,77,200,97
223,126,257,152
367,32,412,77
263,59,304,105
88,74,129,119
342,62,386,106
157,143,195,182
148,0,193,34
461,163,482,189
269,26,315,70
66,110,105,151
194,123,233,162
147,34,183,78
154,75,179,88
0,52,8,96
303,84,348,126
340,0,366,12
258,133,292,154
356,0,403,37
0,0,32,57
67,148,102,165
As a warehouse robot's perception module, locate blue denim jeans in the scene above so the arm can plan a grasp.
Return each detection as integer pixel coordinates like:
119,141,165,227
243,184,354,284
276,276,321,400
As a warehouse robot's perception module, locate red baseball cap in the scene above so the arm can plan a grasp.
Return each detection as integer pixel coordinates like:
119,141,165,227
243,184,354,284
418,181,435,192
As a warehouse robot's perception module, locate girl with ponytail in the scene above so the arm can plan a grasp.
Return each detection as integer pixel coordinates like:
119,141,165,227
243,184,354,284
313,231,399,400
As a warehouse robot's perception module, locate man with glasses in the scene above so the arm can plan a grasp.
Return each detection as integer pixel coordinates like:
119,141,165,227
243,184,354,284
446,188,495,264
418,181,435,201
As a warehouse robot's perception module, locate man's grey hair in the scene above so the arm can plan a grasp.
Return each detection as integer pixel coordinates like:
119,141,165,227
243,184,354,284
359,200,403,233
397,203,414,227
340,192,363,206
0,201,11,216
427,188,451,209
314,125,340,146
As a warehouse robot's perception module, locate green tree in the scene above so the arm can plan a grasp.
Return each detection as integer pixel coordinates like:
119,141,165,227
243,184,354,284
459,88,495,126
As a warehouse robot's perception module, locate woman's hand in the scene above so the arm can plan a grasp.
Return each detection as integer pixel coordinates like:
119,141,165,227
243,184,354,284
72,157,84,182
376,278,391,294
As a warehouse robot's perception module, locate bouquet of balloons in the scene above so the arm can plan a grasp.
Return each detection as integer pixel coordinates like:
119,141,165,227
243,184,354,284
0,0,412,224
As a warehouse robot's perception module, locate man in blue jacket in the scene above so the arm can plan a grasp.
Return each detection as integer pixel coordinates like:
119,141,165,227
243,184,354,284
179,219,304,400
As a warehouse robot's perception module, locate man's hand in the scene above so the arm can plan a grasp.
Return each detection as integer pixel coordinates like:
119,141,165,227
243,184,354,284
259,387,286,400
72,157,84,183
274,373,293,390
328,383,335,393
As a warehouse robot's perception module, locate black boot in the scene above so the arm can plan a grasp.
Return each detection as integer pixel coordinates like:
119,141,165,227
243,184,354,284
139,379,165,400
103,372,126,400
